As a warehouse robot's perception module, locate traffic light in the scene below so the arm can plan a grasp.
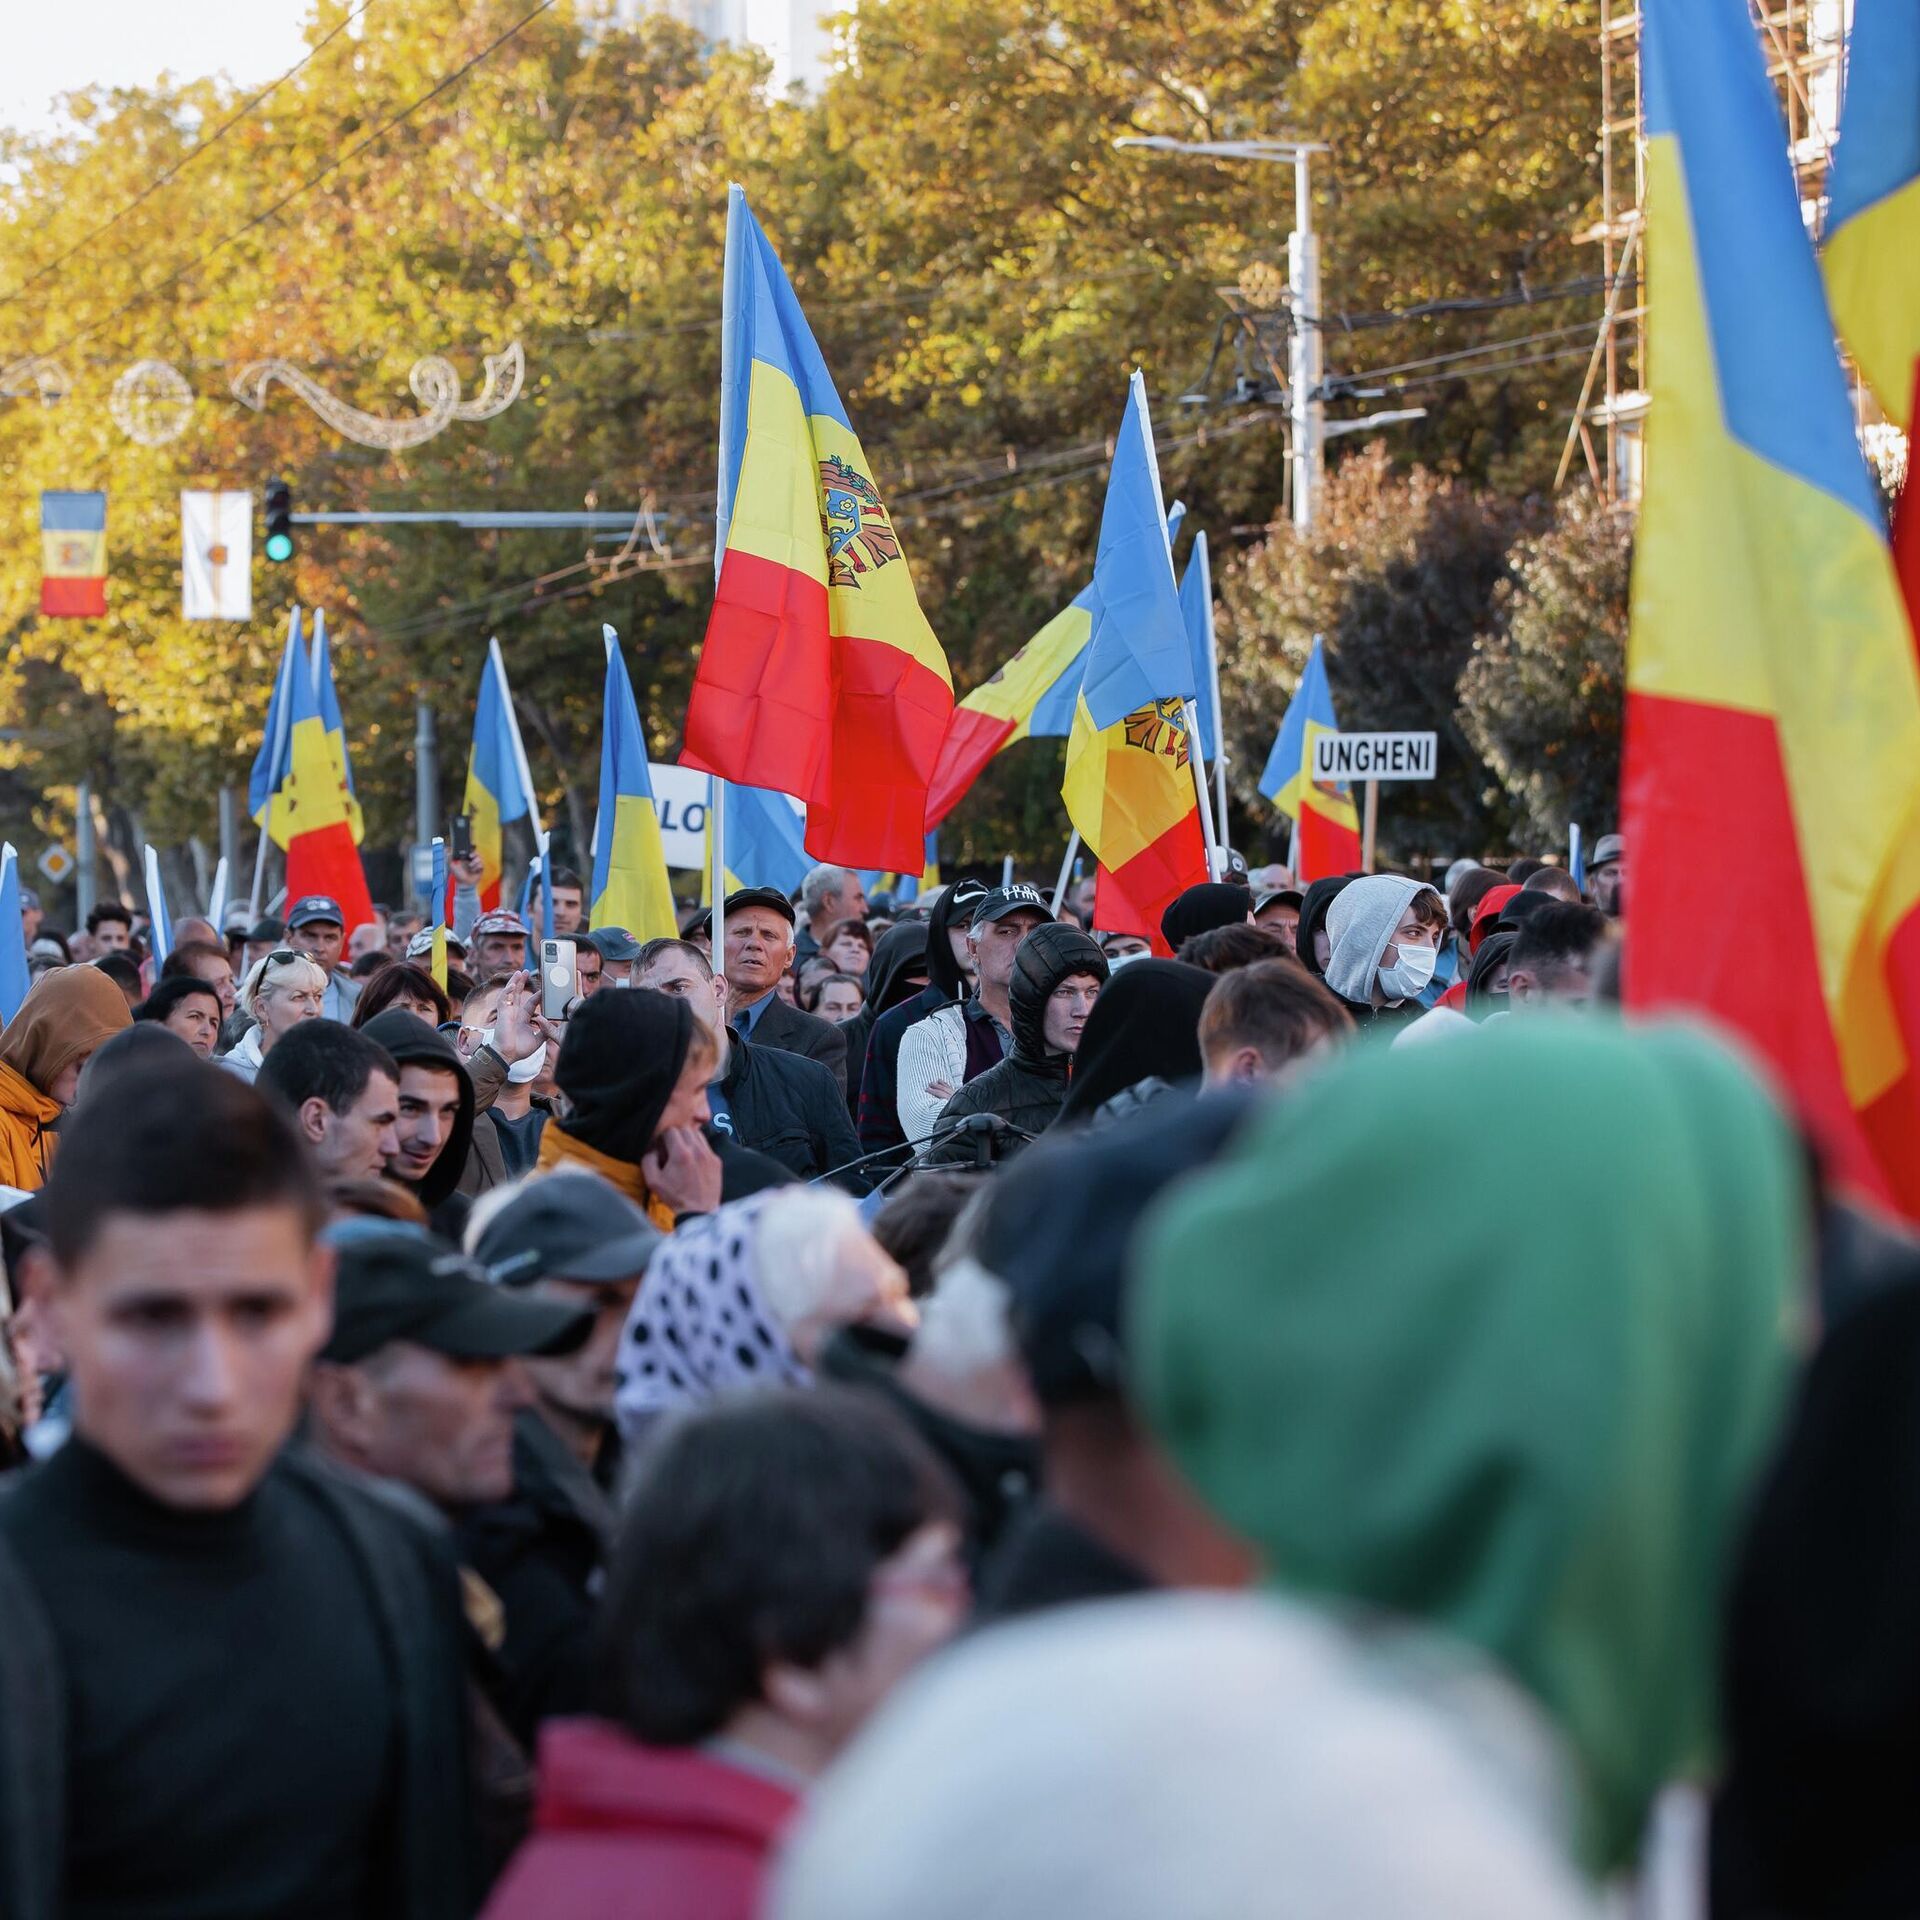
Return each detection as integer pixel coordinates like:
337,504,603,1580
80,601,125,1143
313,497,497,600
263,478,294,563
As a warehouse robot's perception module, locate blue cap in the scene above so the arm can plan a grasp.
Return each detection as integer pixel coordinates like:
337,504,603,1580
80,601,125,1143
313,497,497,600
287,894,345,930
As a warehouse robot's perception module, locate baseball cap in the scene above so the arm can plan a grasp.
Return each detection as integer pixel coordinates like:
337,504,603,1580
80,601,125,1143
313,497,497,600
1253,888,1304,915
969,883,1055,929
406,927,469,961
471,1170,663,1287
1589,833,1624,871
320,1226,594,1365
287,895,345,931
472,908,530,939
587,926,642,963
246,916,286,945
18,888,39,912
724,886,797,926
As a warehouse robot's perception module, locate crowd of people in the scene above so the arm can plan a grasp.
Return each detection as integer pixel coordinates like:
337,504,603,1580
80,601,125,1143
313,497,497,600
0,823,1911,1917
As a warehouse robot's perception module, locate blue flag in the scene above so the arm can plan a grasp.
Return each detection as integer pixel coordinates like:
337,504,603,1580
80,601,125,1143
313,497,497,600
247,608,303,834
1259,636,1339,805
1178,527,1219,764
143,844,173,966
0,847,28,1026
1076,372,1194,730
719,782,811,896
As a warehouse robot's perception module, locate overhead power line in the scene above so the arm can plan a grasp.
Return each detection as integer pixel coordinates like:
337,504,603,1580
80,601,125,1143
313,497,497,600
0,0,375,315
7,0,557,371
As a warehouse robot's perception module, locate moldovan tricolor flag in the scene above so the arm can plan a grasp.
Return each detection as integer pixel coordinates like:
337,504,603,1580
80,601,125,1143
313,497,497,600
310,612,366,847
249,609,305,852
925,504,1186,827
1626,0,1920,1215
41,491,106,617
682,186,953,872
465,645,539,911
592,628,676,940
273,630,375,939
1822,0,1920,633
1258,637,1363,883
1060,380,1207,950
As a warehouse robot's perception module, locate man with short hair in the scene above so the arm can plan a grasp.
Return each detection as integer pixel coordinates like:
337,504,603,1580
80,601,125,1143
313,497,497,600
1588,833,1625,918
573,938,605,998
1199,959,1352,1090
925,923,1109,1164
387,909,424,962
286,895,363,1021
1522,866,1584,905
1506,901,1609,1011
547,868,585,938
469,908,531,986
162,938,237,1024
348,912,390,965
133,977,224,1059
85,901,133,953
20,887,42,946
257,1020,403,1184
1099,929,1154,965
0,1065,474,1920
897,885,1050,1144
722,887,849,1093
797,864,868,963
637,936,864,1189
463,1174,661,1737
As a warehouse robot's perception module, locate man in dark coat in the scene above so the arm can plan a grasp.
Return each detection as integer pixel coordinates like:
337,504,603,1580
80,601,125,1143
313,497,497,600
635,938,866,1192
923,923,1108,1164
856,877,988,1159
0,1065,474,1920
719,886,848,1093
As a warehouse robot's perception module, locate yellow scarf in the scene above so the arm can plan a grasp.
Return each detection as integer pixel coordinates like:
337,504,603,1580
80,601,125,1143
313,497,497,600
535,1124,679,1233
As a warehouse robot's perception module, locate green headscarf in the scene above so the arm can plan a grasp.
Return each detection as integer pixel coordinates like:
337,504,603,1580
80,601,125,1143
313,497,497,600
1134,1017,1804,1874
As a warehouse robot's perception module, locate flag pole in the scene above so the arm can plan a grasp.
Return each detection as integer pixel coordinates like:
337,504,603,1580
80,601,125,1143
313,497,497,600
1050,829,1082,916
1183,699,1223,877
1195,529,1232,861
250,604,302,917
710,778,727,954
487,635,550,944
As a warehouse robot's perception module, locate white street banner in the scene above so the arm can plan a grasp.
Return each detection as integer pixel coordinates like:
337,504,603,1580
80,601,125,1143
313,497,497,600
181,490,253,620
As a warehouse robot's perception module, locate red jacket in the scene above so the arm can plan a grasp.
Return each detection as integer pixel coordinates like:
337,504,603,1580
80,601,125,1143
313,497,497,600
482,1719,800,1920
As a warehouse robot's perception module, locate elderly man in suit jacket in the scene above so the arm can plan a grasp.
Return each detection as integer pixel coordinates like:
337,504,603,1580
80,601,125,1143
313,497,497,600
719,887,850,1094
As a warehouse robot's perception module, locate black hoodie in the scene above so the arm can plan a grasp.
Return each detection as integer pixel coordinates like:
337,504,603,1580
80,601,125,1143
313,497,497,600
361,1012,476,1222
924,923,1108,1161
1055,958,1214,1126
1294,875,1354,987
856,883,984,1155
836,921,930,1120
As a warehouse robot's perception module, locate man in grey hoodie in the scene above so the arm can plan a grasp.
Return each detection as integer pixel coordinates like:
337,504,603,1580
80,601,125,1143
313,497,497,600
1321,875,1448,1032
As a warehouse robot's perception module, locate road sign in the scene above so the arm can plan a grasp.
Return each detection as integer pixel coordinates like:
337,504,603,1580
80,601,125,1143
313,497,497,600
36,844,73,884
1311,730,1438,782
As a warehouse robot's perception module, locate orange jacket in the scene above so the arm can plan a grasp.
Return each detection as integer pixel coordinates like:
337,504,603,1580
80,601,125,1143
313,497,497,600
0,966,133,1191
0,1058,61,1191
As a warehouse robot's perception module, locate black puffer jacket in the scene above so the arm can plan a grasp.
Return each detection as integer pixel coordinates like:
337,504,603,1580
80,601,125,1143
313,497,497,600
924,923,1108,1162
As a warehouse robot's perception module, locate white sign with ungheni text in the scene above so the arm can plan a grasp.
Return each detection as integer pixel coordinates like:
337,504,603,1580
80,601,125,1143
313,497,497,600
1310,731,1438,782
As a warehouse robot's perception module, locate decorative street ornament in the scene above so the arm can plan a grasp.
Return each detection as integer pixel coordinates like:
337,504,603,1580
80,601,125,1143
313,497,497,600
229,340,525,450
0,356,71,405
110,359,195,445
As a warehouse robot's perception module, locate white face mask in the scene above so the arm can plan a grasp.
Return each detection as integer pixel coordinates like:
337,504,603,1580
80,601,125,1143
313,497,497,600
479,1028,548,1084
1378,941,1438,1001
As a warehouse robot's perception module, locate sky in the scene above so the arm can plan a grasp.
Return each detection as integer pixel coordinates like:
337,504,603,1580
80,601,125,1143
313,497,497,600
1,2,314,139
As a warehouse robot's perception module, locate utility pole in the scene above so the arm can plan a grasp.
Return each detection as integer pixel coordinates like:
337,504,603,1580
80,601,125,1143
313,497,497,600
1114,134,1330,530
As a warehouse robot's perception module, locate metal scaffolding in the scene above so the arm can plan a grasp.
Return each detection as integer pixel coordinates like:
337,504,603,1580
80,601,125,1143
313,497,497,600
1557,0,1851,504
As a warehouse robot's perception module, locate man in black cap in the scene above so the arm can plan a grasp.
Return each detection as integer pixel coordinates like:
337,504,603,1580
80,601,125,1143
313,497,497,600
923,921,1109,1164
1252,886,1303,956
897,883,1048,1146
585,925,641,989
721,885,848,1093
968,1097,1259,1622
287,894,363,1021
0,1066,474,1920
460,1174,661,1739
1588,832,1626,918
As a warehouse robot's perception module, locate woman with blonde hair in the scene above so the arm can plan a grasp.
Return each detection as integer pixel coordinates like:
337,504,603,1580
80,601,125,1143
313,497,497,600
219,949,328,1084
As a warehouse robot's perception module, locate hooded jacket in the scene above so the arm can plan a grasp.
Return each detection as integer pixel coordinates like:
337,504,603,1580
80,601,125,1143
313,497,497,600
1293,876,1353,987
536,992,696,1230
1322,874,1442,1027
925,925,1108,1162
0,968,132,1190
1135,1018,1801,1875
856,886,978,1155
1159,883,1254,954
361,1012,476,1213
1056,959,1214,1126
837,922,929,1119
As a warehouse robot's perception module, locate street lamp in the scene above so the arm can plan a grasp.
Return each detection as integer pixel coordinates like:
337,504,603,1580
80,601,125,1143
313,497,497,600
1115,134,1330,531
